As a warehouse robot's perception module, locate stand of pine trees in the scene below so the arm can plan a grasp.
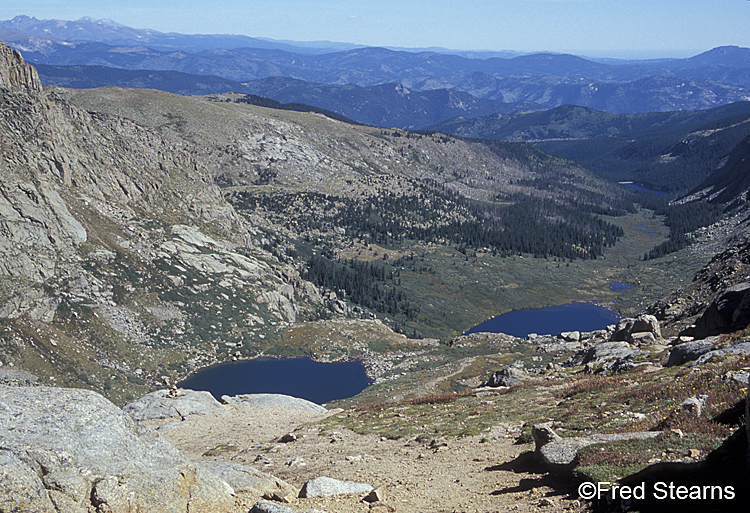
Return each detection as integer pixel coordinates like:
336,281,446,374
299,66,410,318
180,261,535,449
231,185,627,261
305,255,418,319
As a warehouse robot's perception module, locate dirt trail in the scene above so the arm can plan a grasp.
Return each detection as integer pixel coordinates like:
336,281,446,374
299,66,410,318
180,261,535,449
145,404,587,513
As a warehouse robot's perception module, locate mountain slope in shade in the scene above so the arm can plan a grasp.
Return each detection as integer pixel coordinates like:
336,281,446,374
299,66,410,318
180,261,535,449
433,102,750,142
35,63,248,94
691,135,750,204
432,102,750,193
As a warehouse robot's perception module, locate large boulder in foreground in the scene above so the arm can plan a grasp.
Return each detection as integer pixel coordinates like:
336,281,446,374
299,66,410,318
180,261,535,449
683,282,750,339
532,423,659,468
611,314,662,343
0,385,234,513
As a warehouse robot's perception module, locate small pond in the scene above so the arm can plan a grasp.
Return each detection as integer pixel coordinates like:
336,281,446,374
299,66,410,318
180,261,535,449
609,281,634,292
463,302,621,338
178,356,370,405
619,182,670,196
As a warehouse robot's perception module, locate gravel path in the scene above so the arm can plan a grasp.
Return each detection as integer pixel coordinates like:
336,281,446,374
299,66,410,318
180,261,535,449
144,403,588,513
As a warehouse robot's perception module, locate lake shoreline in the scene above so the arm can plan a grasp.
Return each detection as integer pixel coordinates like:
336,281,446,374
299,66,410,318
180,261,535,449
463,300,622,338
177,354,372,405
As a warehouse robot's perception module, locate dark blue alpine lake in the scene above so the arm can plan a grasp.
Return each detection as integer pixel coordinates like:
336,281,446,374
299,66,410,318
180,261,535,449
178,356,370,405
182,303,620,402
463,302,620,338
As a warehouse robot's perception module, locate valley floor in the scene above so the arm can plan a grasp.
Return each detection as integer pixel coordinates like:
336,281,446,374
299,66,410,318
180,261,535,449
145,404,587,513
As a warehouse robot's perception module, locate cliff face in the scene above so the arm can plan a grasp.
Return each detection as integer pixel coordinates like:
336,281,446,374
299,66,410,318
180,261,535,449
0,42,83,283
0,39,246,293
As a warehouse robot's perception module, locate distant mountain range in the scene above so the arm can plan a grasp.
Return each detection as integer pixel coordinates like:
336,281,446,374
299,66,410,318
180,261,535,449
2,16,749,105
0,15,360,54
9,29,750,90
33,62,750,130
0,15,525,57
3,15,750,193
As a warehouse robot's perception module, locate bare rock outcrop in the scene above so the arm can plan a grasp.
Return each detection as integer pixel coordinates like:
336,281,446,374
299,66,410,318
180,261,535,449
0,42,41,92
666,339,716,366
532,423,659,468
0,385,235,513
666,338,750,367
681,282,750,339
123,388,227,421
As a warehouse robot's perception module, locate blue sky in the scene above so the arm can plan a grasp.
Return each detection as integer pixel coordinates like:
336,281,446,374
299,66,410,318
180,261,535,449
2,1,748,58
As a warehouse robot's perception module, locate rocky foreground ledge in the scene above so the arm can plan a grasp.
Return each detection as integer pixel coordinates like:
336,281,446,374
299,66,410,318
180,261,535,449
0,385,377,513
0,385,236,512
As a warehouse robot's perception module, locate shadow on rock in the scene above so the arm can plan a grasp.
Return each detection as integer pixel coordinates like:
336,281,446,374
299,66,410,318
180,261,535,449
486,450,540,473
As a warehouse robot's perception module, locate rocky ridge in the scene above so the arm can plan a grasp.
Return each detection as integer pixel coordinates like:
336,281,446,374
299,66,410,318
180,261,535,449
0,42,336,403
0,42,41,91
